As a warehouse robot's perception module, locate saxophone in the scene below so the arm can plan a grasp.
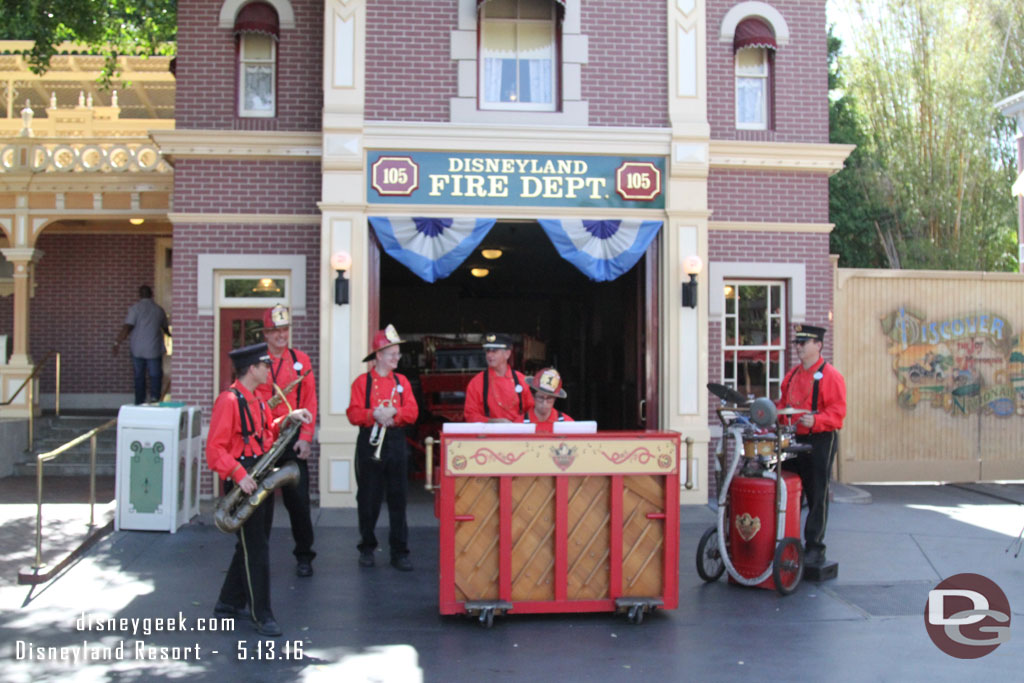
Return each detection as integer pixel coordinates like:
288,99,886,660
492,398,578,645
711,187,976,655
267,369,312,410
214,418,303,534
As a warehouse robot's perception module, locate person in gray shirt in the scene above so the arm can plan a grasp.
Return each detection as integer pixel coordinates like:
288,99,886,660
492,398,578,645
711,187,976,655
113,285,170,404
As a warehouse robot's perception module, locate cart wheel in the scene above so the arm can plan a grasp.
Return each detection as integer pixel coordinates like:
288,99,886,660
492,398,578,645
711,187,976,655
627,604,645,625
772,537,804,596
696,526,726,582
478,608,495,629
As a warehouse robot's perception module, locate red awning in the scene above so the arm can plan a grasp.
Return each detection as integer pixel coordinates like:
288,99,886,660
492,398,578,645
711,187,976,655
234,2,280,40
733,18,777,52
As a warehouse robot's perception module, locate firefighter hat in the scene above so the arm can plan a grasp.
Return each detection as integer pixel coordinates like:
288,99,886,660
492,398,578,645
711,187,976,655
363,324,406,362
793,324,826,343
526,367,567,399
263,304,290,330
229,342,271,373
482,333,513,350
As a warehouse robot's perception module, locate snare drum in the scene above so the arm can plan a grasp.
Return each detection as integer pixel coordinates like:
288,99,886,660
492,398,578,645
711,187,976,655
742,434,789,458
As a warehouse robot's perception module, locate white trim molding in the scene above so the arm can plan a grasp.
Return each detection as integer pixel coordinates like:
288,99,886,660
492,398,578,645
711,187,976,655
710,221,834,234
719,1,790,46
151,130,321,161
709,261,806,322
219,0,296,29
710,140,855,175
196,253,307,317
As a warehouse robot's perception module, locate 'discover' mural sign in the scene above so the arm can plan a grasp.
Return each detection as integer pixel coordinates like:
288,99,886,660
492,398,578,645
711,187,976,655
881,307,1024,417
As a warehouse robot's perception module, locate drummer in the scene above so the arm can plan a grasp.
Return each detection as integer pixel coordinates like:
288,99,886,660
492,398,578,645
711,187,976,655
776,324,846,569
523,367,574,433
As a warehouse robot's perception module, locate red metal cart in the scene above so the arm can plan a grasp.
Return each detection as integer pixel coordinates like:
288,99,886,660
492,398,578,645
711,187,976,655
429,428,680,626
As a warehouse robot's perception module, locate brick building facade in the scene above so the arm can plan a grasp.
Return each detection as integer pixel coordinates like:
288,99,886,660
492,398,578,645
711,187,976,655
0,0,850,504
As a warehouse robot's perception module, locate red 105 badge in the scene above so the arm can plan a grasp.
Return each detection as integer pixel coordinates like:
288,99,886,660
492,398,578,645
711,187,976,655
371,156,419,196
615,162,661,202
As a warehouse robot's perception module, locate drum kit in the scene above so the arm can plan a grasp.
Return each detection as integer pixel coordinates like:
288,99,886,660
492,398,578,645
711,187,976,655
695,384,811,594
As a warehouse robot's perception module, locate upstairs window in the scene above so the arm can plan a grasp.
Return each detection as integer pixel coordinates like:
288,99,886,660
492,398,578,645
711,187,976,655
733,18,776,130
235,2,279,118
479,0,559,111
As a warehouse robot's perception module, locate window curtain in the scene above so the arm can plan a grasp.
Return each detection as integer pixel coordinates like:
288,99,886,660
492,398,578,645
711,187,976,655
369,217,497,283
537,219,663,282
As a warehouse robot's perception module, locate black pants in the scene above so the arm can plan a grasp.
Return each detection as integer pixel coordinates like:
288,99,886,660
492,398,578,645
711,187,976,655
217,474,275,623
354,427,409,558
278,433,316,563
782,431,838,556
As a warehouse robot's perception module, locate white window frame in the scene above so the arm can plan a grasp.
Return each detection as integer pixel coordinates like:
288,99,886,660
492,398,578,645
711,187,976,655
735,46,768,130
722,279,786,400
238,33,277,118
218,272,290,307
479,0,557,112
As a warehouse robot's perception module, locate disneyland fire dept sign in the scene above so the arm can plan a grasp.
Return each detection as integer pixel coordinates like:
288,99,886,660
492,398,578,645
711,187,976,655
367,151,665,209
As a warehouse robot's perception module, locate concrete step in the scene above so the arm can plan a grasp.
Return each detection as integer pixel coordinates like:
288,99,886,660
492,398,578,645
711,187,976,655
15,414,119,477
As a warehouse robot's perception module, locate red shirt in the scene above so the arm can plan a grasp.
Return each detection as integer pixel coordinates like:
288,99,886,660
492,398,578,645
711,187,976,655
524,407,574,433
463,367,534,423
346,370,419,427
206,381,281,484
254,347,317,443
776,358,846,435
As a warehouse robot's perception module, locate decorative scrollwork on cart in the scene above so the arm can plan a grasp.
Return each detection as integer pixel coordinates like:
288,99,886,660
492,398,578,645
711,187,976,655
602,446,658,466
470,448,525,466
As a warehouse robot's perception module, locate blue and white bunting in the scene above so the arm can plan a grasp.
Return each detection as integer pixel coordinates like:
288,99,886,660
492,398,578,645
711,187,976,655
537,219,663,282
369,217,497,283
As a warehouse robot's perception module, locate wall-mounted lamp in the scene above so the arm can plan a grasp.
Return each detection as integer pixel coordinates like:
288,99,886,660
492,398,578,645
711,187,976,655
681,255,703,308
129,217,145,226
331,250,352,305
470,267,490,278
481,249,503,260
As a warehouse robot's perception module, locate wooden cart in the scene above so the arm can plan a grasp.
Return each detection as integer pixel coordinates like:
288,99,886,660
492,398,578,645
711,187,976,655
433,429,680,626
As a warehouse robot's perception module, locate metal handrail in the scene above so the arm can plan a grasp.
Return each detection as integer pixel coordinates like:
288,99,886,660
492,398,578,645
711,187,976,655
30,417,117,570
0,350,62,451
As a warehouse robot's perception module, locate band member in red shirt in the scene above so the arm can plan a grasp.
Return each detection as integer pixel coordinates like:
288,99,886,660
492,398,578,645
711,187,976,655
254,305,318,578
523,367,574,433
346,325,419,571
207,342,312,637
776,324,847,569
463,334,534,423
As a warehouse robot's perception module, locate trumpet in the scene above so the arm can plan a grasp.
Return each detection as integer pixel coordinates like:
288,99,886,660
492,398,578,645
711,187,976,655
368,385,398,460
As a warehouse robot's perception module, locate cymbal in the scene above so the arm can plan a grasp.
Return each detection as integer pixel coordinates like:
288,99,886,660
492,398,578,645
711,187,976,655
777,407,809,416
707,383,749,405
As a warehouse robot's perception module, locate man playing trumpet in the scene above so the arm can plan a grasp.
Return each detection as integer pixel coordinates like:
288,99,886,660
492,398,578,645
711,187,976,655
207,342,312,637
254,305,318,578
346,325,419,571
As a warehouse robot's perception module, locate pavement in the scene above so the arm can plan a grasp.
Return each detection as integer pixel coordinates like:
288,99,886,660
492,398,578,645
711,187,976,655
1,477,1023,682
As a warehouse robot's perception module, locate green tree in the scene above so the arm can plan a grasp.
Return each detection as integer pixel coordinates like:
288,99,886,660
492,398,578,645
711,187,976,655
0,0,176,86
832,0,1024,271
829,29,896,268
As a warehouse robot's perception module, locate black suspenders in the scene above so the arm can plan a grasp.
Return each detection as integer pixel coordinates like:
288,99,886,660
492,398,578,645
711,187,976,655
230,388,266,456
271,349,303,407
782,360,828,412
364,371,405,409
810,361,828,413
483,369,522,417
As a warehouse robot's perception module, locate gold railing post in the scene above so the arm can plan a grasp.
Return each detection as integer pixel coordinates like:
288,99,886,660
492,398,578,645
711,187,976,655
684,436,695,490
27,375,34,452
33,454,45,569
424,436,435,492
55,352,61,416
89,434,97,527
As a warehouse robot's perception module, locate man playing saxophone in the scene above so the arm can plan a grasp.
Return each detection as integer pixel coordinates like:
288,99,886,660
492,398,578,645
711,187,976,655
346,325,419,571
207,342,312,637
254,304,318,578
